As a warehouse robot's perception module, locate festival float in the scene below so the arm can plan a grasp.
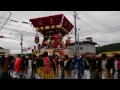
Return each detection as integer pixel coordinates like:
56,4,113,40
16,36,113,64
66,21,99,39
29,14,74,56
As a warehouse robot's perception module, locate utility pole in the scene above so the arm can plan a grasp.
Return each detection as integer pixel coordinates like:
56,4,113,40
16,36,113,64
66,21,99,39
74,11,77,43
20,34,23,58
74,11,77,54
74,12,82,79
78,34,80,54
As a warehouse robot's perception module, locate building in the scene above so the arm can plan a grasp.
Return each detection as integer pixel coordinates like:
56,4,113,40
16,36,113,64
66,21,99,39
0,47,10,56
67,41,97,56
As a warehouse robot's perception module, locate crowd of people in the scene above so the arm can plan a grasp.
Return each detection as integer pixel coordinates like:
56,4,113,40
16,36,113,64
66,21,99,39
0,52,120,79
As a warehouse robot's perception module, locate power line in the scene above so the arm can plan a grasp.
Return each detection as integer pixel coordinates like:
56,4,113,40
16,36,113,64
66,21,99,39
79,11,120,36
72,16,120,36
70,12,120,38
0,11,12,31
0,14,30,25
81,11,112,32
78,17,98,33
75,12,98,34
71,29,120,37
0,35,34,44
0,14,32,33
80,28,120,37
0,26,41,44
0,11,8,18
0,20,32,29
0,25,43,37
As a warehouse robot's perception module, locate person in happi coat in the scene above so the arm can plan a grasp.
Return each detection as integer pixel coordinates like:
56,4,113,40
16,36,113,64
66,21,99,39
43,52,51,79
71,54,79,79
113,54,120,79
101,54,108,79
82,54,91,79
13,55,21,79
53,55,59,79
36,55,44,79
64,55,72,79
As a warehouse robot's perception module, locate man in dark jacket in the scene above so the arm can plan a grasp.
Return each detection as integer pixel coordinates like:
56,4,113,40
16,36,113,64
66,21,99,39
64,55,72,79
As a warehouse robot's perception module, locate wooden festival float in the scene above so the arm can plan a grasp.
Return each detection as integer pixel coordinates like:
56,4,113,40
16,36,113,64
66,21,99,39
29,14,74,56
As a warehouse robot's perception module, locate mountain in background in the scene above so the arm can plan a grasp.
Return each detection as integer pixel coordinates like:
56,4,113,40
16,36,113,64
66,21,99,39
96,43,120,54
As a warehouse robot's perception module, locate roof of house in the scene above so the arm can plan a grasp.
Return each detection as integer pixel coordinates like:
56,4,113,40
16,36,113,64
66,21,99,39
69,41,97,46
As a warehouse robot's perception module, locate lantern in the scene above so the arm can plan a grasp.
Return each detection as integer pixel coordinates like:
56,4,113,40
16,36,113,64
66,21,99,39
35,34,39,44
66,39,71,45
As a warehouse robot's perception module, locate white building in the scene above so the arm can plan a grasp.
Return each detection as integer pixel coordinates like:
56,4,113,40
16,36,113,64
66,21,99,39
67,41,97,56
0,47,10,56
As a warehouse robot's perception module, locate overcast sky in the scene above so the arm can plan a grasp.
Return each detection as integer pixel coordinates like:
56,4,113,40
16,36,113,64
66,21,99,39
0,11,120,54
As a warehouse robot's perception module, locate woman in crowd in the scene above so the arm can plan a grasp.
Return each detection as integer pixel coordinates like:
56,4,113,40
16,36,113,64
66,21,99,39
36,55,44,79
21,55,27,79
49,55,56,79
43,52,51,79
2,56,9,79
53,55,59,79
64,55,72,79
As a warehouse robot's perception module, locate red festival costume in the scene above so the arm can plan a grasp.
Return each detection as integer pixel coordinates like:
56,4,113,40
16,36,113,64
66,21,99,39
44,57,50,74
53,34,61,48
14,58,21,73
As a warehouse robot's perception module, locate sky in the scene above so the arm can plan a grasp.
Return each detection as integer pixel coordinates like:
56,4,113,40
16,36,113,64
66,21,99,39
0,11,120,54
